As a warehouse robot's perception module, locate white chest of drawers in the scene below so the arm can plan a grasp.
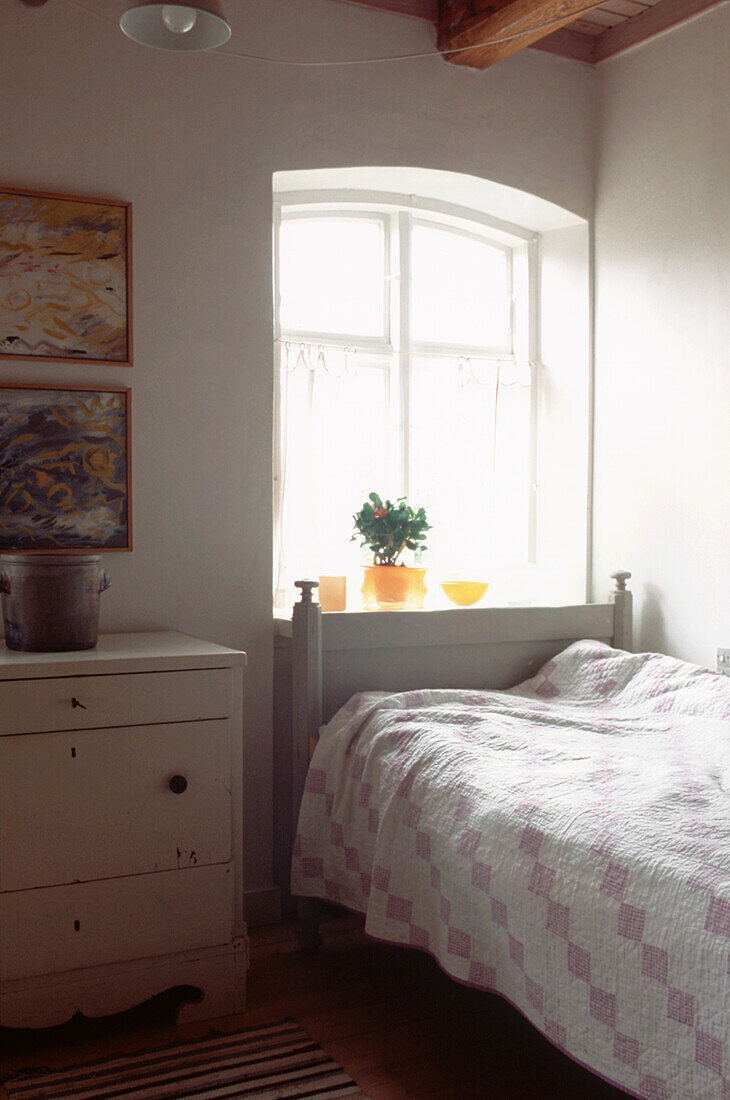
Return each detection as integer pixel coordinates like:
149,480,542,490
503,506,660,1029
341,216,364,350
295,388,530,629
0,632,248,1028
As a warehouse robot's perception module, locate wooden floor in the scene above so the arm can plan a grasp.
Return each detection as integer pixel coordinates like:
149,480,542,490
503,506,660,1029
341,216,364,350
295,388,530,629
0,913,628,1099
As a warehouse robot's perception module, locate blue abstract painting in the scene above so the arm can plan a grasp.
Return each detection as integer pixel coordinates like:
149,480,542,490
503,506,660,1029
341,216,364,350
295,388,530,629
0,385,131,550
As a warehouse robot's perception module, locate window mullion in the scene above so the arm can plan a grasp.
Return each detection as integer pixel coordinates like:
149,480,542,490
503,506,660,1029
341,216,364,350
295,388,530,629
398,209,412,501
385,211,399,498
278,332,393,354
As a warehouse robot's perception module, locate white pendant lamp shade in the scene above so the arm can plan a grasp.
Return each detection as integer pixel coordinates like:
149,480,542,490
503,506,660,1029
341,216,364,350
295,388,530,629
120,3,231,51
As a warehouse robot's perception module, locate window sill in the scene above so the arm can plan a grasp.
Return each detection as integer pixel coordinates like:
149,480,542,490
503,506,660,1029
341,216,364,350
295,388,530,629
274,562,589,632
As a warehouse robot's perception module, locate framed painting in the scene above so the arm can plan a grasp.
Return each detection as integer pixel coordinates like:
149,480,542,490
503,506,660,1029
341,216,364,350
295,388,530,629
0,383,132,552
0,188,132,365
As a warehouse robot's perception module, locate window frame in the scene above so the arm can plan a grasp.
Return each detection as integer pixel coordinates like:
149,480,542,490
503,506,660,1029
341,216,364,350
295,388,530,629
274,189,540,569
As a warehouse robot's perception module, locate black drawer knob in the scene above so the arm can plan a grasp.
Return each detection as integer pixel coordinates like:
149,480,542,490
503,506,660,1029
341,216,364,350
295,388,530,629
168,774,188,795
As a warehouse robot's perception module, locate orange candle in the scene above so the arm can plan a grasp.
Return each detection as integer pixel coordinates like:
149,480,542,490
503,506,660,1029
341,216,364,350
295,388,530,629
318,575,346,612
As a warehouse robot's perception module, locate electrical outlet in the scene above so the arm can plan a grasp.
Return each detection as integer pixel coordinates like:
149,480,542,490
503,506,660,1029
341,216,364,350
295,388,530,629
717,649,730,676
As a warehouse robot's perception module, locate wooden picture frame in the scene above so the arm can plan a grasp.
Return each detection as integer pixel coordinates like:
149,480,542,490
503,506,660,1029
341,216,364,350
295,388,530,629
0,382,132,552
0,187,133,366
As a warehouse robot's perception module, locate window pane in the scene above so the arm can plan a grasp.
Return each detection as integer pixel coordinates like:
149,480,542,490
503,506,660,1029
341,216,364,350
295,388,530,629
278,349,393,598
280,217,386,337
408,356,529,571
412,224,510,349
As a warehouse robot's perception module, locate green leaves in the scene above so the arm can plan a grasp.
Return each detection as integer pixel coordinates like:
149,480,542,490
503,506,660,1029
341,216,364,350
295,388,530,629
351,493,431,566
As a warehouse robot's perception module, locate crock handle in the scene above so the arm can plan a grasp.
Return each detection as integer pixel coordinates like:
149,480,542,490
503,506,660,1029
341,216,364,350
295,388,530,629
0,571,9,596
99,570,112,594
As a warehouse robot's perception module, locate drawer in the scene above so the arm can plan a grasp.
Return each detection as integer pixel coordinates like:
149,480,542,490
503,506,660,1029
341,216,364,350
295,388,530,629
0,668,230,736
0,721,232,891
0,863,234,981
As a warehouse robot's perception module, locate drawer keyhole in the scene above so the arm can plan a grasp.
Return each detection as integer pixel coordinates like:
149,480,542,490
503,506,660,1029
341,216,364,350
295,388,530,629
74,920,80,932
71,697,87,710
169,775,188,795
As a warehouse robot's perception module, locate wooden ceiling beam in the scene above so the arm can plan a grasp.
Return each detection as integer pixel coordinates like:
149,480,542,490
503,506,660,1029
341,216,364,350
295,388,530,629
327,0,599,64
326,0,725,67
437,0,607,66
592,0,724,59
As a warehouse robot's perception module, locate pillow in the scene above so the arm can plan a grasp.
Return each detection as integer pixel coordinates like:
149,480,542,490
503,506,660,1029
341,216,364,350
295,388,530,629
510,639,730,719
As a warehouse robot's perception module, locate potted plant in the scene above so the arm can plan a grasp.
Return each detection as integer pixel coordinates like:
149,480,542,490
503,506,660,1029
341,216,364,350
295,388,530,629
352,492,431,610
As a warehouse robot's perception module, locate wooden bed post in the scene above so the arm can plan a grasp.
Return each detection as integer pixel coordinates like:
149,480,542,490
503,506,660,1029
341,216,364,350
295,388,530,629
611,571,633,651
292,580,323,829
292,579,324,953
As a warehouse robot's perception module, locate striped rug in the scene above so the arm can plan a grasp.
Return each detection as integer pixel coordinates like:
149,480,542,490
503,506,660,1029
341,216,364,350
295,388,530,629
2,1020,370,1099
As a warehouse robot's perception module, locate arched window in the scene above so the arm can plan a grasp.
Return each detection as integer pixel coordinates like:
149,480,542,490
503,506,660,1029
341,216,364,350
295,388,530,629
274,172,589,610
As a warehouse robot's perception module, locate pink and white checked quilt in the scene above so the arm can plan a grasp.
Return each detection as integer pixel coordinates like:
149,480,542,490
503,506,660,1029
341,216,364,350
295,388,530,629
291,640,730,1099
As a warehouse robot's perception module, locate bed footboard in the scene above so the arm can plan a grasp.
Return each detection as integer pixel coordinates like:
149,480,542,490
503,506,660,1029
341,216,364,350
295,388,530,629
286,572,632,933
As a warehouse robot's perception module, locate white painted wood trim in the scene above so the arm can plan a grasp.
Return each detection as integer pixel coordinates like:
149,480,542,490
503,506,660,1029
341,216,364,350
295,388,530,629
283,602,614,652
0,668,231,736
1,865,236,982
0,720,232,891
610,570,633,651
0,631,246,680
230,660,246,938
525,237,539,563
275,189,538,246
291,582,323,838
0,940,249,1029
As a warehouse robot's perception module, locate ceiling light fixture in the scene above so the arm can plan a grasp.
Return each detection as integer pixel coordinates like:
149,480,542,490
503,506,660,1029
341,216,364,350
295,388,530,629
119,2,230,51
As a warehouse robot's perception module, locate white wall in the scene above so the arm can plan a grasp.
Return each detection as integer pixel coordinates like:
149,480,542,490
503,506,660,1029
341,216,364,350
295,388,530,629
536,224,591,602
1,0,596,919
592,5,730,667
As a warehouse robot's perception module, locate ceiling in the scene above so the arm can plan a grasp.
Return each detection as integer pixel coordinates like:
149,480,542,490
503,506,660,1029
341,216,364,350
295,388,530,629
16,0,723,67
331,0,723,65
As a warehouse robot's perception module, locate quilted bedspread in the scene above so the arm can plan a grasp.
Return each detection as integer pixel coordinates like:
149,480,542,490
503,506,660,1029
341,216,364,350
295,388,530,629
291,640,730,1099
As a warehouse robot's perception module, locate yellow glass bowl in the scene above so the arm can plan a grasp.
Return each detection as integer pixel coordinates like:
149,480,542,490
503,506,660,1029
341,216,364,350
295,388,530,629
440,580,489,607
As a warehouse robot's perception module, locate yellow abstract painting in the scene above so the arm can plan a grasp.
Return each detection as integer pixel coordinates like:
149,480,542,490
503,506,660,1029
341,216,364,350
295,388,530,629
0,188,132,364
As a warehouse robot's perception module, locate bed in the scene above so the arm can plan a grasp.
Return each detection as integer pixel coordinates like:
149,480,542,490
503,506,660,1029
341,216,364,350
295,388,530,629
286,576,730,1100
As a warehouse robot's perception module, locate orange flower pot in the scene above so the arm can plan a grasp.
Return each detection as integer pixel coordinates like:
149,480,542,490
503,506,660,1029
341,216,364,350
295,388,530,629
361,565,427,610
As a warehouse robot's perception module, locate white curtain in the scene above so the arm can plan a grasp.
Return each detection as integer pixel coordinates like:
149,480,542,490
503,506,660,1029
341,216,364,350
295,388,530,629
274,342,532,610
274,343,392,609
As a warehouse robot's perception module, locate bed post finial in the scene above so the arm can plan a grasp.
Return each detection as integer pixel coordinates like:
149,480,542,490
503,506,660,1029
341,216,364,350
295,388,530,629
295,579,320,605
610,571,633,651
